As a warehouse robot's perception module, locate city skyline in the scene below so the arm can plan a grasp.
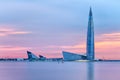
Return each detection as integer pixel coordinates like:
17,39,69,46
0,0,120,59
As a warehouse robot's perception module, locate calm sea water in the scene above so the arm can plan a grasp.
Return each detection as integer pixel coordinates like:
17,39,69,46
0,62,120,80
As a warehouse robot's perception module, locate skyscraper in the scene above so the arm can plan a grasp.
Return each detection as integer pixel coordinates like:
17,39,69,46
86,7,95,60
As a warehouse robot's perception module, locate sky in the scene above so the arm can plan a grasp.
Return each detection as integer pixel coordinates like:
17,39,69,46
0,0,120,59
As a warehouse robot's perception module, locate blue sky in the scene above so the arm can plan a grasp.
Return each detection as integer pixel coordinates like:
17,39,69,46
0,0,120,59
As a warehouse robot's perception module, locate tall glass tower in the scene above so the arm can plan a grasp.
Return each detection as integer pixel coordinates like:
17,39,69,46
86,7,95,60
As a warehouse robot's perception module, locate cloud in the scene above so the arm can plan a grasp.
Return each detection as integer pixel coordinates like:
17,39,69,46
42,32,120,58
0,27,31,37
0,45,29,51
46,44,85,49
103,33,120,36
97,32,120,41
0,45,31,58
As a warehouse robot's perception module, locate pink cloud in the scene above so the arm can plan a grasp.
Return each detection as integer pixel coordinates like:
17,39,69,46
0,45,30,51
0,45,31,58
0,25,31,37
103,33,120,36
42,32,120,59
0,31,120,59
97,32,120,41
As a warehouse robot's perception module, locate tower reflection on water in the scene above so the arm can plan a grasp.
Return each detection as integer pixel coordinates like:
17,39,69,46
87,62,94,80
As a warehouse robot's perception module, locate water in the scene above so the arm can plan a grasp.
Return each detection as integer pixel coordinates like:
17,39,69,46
0,62,120,80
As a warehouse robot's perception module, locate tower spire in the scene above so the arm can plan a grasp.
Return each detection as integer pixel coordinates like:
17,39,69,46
86,7,95,61
89,7,92,16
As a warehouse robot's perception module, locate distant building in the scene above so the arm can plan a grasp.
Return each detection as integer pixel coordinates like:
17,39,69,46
27,51,39,60
86,7,95,60
39,55,46,60
27,51,63,61
47,58,63,61
62,8,95,61
62,51,87,61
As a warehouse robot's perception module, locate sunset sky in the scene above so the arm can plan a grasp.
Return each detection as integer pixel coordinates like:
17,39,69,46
0,0,120,59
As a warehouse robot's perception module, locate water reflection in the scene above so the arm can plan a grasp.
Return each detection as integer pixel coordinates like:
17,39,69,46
87,62,94,80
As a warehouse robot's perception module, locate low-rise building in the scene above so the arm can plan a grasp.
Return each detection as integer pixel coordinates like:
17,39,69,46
62,51,87,61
